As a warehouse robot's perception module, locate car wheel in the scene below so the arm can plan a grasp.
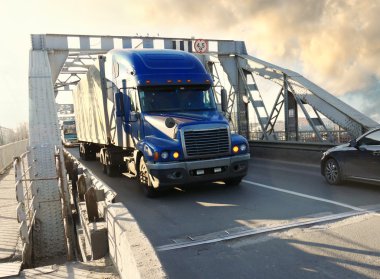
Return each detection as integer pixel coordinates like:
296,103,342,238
139,157,158,198
324,158,341,185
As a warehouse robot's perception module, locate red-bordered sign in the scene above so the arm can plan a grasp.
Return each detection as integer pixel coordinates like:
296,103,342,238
194,39,208,53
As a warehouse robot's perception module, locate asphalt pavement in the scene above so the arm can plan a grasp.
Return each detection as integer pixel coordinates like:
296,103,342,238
69,149,380,279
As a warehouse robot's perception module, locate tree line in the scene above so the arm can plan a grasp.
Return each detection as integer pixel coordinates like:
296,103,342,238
0,123,28,146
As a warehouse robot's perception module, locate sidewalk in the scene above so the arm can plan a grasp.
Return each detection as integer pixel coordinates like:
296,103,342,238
0,167,22,277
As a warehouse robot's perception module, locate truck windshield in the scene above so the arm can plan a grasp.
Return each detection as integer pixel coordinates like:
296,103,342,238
62,121,76,135
139,87,217,113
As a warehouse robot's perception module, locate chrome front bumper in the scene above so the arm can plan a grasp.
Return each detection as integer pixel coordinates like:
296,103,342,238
147,153,250,188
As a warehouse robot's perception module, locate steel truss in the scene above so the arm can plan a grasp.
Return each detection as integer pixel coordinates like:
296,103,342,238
29,33,379,257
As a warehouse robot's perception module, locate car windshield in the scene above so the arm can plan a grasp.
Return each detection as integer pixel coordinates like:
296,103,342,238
139,86,216,113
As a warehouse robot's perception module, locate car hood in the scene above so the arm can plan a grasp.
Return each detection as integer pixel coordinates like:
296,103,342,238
326,142,350,153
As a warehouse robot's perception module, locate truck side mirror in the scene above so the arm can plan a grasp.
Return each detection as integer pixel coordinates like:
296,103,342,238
115,91,132,121
221,88,228,113
115,92,125,117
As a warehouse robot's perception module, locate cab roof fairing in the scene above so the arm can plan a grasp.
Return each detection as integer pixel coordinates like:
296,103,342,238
107,49,213,87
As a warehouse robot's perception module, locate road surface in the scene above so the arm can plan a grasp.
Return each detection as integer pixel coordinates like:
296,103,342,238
68,148,380,279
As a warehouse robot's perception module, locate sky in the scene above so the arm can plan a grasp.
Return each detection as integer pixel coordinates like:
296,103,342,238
0,0,379,129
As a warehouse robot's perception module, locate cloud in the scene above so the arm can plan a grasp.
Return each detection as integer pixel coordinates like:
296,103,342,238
341,82,380,124
1,0,379,127
129,0,380,96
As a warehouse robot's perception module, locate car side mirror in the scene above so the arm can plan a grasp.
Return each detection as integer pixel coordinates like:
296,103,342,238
349,139,357,147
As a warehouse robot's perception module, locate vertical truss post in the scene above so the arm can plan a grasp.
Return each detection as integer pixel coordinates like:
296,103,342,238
99,55,111,144
286,81,323,142
284,75,290,141
29,48,66,259
236,59,250,139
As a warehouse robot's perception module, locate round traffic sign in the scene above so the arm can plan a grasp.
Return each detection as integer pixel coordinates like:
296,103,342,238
194,39,208,53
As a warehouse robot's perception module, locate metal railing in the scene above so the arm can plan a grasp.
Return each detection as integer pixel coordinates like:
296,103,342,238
249,130,352,144
14,150,35,266
14,146,74,266
55,146,74,261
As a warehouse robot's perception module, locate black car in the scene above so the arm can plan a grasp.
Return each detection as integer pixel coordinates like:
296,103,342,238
321,127,380,185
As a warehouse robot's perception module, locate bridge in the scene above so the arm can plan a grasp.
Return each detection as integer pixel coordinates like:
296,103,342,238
0,34,379,278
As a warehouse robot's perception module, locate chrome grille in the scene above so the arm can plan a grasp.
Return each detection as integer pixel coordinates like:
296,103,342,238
183,128,230,158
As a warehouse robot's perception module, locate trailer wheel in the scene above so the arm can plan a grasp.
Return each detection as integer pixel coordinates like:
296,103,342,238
139,157,158,198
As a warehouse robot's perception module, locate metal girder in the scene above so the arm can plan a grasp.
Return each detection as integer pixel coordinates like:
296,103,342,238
218,55,250,138
237,65,270,140
29,50,66,259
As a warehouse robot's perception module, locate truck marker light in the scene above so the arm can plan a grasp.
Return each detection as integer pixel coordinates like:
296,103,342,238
177,79,182,83
173,151,179,159
146,80,151,84
205,80,210,83
154,152,159,161
233,146,239,153
186,80,191,83
167,80,173,83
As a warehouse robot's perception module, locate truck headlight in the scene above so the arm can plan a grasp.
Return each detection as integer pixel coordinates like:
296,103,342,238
161,151,169,159
240,144,247,152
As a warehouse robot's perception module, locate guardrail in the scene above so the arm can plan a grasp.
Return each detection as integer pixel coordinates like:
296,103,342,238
0,140,28,174
249,130,351,143
249,140,338,164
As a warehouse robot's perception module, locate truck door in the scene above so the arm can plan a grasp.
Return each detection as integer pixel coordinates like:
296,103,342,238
127,88,141,147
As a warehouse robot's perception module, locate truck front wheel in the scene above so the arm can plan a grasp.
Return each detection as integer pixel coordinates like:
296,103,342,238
139,157,158,198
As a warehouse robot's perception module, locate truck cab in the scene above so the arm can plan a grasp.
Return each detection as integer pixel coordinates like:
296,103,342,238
110,49,249,196
61,119,78,147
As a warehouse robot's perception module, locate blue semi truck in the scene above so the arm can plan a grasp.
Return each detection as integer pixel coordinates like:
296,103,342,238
73,49,250,196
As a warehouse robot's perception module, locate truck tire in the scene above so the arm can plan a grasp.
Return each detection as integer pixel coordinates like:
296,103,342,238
106,165,119,177
80,143,96,161
139,157,158,198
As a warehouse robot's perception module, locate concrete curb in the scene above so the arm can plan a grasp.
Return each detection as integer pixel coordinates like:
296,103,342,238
64,149,166,278
107,203,166,279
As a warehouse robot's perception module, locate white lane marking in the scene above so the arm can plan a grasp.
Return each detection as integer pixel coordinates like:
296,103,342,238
242,180,365,212
156,209,376,252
